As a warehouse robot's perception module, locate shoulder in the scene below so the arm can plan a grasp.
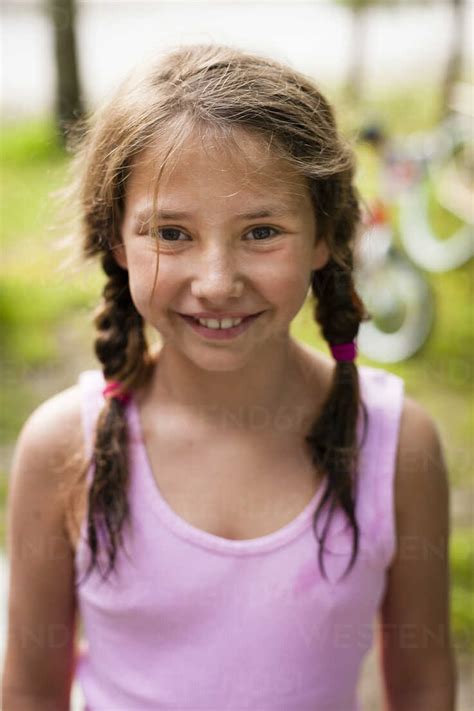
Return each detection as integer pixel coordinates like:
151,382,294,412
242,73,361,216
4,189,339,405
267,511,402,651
13,385,84,470
9,386,86,533
394,395,448,520
398,395,444,448
391,392,450,549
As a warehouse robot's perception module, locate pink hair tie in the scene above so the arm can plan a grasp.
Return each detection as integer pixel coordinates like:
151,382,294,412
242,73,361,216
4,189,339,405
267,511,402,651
102,380,131,405
330,341,357,361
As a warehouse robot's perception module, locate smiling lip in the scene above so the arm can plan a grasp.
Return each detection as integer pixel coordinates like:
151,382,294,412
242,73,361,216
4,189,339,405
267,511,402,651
178,311,264,340
180,311,262,319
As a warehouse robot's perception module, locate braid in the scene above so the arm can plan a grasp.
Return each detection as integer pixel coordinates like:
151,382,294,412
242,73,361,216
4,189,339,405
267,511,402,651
95,253,149,386
79,252,151,584
306,241,369,582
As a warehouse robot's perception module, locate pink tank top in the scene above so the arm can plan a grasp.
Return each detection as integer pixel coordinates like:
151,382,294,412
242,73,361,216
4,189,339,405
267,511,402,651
73,364,404,710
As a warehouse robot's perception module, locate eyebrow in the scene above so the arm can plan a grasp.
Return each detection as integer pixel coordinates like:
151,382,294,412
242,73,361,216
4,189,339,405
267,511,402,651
133,205,299,224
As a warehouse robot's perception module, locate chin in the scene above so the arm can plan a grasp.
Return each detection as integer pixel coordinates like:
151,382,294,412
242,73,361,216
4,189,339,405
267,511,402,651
187,351,252,373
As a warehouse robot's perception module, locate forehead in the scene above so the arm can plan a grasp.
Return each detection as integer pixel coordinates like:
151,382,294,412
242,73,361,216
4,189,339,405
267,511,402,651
125,125,310,209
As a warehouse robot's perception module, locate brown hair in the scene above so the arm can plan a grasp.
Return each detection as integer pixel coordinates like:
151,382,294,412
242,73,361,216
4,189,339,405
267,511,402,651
68,44,369,585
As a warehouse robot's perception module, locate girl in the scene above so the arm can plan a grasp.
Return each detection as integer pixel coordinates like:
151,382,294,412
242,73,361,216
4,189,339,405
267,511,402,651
3,45,456,710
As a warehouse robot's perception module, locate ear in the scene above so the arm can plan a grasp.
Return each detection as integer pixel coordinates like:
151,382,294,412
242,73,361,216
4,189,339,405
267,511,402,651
311,236,330,271
112,242,128,271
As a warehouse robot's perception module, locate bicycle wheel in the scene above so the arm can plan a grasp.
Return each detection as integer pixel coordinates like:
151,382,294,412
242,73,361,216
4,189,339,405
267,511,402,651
398,116,473,272
433,132,474,224
398,181,473,272
355,250,435,363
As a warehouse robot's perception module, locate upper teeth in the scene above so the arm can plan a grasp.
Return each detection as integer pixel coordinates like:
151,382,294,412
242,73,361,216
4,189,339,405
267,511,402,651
197,317,243,329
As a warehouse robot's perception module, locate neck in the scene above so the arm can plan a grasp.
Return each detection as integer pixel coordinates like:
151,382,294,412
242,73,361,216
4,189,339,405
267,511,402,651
147,335,312,433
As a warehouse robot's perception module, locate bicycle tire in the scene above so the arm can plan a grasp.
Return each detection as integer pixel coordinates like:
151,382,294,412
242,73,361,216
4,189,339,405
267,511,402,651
398,181,473,272
355,250,435,363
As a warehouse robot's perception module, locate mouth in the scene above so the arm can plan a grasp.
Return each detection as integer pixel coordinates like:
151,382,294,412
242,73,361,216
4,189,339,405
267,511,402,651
177,311,265,340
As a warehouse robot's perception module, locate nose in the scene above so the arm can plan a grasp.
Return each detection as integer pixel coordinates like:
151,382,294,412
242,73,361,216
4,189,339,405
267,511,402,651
190,246,244,302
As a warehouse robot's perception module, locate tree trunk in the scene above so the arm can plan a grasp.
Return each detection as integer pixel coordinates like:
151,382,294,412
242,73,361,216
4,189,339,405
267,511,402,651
346,6,368,103
49,0,84,143
441,0,465,117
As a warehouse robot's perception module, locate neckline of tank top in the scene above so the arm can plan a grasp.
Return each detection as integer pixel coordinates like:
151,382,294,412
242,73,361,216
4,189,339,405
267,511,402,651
126,397,330,556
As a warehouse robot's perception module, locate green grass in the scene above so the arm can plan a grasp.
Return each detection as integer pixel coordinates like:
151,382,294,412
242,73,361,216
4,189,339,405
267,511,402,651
1,100,473,651
450,527,474,652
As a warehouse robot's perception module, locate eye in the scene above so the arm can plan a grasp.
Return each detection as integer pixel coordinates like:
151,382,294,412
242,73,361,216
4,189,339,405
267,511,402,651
156,228,189,242
244,226,280,241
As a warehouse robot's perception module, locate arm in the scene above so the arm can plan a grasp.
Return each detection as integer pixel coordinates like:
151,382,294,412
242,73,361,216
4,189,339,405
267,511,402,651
377,396,457,711
2,388,84,710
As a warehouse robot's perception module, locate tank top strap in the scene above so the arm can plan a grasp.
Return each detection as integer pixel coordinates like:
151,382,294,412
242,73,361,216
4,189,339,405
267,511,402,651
357,365,405,569
78,370,107,484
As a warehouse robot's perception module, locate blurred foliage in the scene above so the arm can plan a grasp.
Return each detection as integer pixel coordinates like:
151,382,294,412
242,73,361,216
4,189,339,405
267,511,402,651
0,119,65,165
330,82,445,137
1,279,89,365
450,527,474,653
0,88,472,650
0,118,102,442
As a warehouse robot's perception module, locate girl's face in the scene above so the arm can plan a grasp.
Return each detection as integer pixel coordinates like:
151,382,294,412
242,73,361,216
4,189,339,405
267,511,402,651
117,128,329,372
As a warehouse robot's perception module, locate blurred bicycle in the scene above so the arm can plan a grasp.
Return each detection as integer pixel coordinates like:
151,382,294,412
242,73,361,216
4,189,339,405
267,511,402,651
396,110,473,272
354,199,435,364
353,90,473,362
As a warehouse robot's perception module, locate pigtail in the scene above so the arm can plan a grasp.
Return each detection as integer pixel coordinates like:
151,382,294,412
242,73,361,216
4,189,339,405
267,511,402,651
306,209,369,581
80,252,151,584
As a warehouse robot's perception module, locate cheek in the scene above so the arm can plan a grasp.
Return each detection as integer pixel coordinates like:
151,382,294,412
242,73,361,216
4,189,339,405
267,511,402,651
276,272,311,319
265,250,313,308
126,252,161,319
